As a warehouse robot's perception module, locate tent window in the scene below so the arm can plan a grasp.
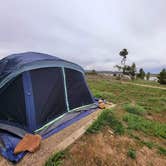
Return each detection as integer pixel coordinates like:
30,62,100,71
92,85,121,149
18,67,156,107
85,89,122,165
0,75,27,127
30,67,67,127
65,68,94,110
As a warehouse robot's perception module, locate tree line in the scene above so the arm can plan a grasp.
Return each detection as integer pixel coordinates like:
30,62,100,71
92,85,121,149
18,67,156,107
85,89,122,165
116,48,166,84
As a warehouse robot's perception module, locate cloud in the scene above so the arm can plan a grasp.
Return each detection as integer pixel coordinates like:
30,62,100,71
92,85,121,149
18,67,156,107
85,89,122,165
0,0,165,73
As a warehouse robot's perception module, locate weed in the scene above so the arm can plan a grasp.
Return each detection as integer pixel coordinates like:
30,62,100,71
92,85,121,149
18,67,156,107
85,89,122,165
127,148,136,159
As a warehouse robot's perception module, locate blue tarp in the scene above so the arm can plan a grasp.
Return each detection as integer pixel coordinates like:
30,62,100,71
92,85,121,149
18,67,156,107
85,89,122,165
0,107,98,163
0,132,26,163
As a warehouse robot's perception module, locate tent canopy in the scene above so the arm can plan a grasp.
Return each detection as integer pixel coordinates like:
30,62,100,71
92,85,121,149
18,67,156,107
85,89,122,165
0,52,84,88
0,52,96,135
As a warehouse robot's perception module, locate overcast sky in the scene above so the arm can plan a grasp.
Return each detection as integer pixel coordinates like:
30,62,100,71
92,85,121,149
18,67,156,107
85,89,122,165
0,0,166,73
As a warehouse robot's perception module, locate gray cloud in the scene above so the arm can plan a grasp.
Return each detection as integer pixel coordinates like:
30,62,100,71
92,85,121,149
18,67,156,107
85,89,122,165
0,0,166,73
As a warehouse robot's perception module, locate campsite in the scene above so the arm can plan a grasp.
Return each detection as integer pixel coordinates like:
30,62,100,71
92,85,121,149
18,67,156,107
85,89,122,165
0,1,166,166
0,64,165,165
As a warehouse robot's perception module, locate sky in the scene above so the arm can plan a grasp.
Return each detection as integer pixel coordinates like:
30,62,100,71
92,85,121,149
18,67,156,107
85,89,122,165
0,0,166,73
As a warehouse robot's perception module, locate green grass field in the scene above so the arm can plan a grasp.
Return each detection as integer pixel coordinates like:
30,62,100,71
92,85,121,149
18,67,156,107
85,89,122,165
46,74,166,166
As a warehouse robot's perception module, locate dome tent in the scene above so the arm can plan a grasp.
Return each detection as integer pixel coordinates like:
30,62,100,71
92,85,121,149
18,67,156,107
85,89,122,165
0,52,96,136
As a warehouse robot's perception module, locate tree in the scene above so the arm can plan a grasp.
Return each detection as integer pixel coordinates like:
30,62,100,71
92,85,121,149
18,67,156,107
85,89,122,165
130,63,137,79
146,72,150,80
122,63,136,79
119,48,128,65
115,65,122,72
115,48,128,77
122,65,131,75
91,69,97,75
115,49,136,80
137,68,145,79
158,69,166,84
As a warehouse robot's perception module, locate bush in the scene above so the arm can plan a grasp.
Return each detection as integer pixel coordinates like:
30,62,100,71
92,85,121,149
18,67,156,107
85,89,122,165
137,68,145,79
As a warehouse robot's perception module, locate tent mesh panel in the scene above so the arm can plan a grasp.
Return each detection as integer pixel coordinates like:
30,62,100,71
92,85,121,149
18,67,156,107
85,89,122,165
30,67,67,127
65,68,94,110
0,75,27,127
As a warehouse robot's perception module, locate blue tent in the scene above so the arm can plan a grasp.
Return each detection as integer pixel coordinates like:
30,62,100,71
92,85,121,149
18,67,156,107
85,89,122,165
0,52,97,162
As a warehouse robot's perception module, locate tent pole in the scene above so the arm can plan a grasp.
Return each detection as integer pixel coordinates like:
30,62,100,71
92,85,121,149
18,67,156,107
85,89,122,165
22,71,36,132
62,67,70,112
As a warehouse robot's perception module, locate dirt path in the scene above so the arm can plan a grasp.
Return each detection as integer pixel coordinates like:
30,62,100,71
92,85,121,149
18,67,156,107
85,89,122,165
121,82,166,90
0,104,115,166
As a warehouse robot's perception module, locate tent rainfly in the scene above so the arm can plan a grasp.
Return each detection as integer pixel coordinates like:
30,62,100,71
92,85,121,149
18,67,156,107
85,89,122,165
0,52,96,136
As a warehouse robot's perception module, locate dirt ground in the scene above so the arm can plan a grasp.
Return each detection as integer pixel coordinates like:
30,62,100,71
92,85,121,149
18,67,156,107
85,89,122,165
63,130,166,166
0,104,114,166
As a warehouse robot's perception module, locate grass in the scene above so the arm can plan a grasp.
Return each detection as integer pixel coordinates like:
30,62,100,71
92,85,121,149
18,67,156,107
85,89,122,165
141,141,155,149
123,113,166,139
86,109,110,133
127,148,136,159
45,151,66,166
123,104,146,116
88,76,166,115
86,109,125,135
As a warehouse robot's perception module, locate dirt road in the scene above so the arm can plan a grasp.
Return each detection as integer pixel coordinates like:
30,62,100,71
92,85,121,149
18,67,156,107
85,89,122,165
121,82,166,90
